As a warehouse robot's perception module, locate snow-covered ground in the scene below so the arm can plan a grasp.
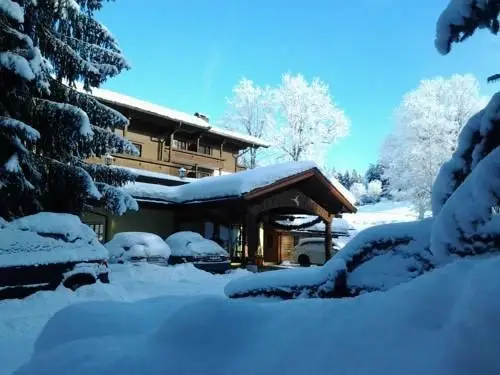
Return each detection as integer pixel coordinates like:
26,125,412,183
11,255,500,375
0,263,249,375
343,200,420,232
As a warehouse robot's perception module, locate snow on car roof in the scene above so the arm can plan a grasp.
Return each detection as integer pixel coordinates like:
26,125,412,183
123,161,355,209
88,87,271,147
106,232,171,260
0,213,108,267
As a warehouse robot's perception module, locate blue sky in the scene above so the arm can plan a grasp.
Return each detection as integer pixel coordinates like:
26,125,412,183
97,0,500,173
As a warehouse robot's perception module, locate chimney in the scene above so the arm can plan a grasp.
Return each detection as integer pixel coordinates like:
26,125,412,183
194,112,209,123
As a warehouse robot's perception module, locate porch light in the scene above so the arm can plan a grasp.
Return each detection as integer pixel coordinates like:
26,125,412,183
179,167,187,178
104,153,114,166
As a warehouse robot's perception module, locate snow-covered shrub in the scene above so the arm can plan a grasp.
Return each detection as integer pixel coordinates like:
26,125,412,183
431,146,500,261
349,182,366,204
226,219,434,299
362,179,383,204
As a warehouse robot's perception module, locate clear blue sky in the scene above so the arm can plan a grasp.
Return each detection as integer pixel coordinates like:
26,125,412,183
97,0,499,173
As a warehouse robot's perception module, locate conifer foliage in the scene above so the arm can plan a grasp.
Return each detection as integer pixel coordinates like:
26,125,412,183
0,0,138,219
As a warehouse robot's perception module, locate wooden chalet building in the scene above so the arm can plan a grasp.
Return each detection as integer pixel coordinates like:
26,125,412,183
82,89,357,265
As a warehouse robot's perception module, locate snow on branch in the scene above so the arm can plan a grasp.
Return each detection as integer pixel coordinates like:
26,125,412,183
79,126,138,159
79,161,137,187
431,145,500,261
0,0,24,23
95,182,138,216
432,92,500,215
436,0,499,55
33,98,93,137
50,80,129,129
0,117,40,142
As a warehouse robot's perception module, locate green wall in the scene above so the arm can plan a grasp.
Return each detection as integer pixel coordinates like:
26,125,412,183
108,207,175,240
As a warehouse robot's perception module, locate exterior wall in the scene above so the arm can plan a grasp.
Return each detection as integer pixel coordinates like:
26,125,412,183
88,102,253,179
108,207,175,240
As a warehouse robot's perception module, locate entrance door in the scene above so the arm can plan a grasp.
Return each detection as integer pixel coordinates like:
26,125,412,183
264,230,279,263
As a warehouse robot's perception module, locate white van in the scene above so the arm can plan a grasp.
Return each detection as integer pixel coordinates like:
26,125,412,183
294,236,349,266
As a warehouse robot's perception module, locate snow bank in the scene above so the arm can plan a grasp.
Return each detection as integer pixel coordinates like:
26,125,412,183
0,263,250,375
14,255,500,375
124,161,319,204
343,200,419,232
226,219,434,299
0,213,107,267
105,232,171,262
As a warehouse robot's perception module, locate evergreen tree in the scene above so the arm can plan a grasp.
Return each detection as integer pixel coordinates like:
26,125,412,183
351,169,363,185
0,0,137,219
366,162,390,197
341,170,351,189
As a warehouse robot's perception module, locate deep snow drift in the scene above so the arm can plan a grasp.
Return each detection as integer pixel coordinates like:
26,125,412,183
13,255,500,375
0,263,249,375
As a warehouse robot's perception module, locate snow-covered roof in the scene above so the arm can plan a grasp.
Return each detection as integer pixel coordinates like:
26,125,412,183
123,161,356,211
89,87,271,147
276,215,355,235
111,166,194,184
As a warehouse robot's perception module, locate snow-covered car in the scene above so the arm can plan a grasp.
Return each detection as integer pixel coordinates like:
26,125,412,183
294,236,350,266
105,232,171,265
165,231,230,273
0,213,109,300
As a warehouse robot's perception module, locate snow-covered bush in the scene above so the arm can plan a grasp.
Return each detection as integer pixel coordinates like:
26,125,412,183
226,219,434,299
363,179,383,204
349,182,366,204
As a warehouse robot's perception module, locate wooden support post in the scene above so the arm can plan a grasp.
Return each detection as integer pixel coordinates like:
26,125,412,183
245,213,259,266
324,215,333,262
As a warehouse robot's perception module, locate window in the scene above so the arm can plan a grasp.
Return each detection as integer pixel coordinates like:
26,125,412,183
88,223,105,243
199,144,212,155
131,142,142,157
173,139,188,150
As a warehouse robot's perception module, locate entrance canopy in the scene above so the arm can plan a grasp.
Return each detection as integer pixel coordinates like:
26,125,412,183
125,161,356,215
124,161,357,264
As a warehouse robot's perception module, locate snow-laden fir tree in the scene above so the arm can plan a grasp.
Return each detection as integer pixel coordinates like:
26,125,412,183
0,0,138,219
381,74,487,218
269,73,349,168
432,0,500,216
436,0,500,82
218,78,274,169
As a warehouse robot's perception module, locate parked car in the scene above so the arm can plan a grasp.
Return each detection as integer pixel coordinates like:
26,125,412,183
165,231,231,273
0,213,109,300
105,232,171,265
294,236,350,266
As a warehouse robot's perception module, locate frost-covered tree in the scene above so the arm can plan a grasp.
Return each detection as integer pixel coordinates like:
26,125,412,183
218,78,274,169
349,182,366,204
381,74,487,218
0,0,138,219
269,73,349,167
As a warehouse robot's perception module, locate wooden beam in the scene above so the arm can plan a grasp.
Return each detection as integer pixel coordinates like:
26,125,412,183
245,212,259,266
244,171,315,200
324,215,333,262
169,122,183,163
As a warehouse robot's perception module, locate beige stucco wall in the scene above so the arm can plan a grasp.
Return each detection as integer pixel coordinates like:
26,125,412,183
108,207,175,240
